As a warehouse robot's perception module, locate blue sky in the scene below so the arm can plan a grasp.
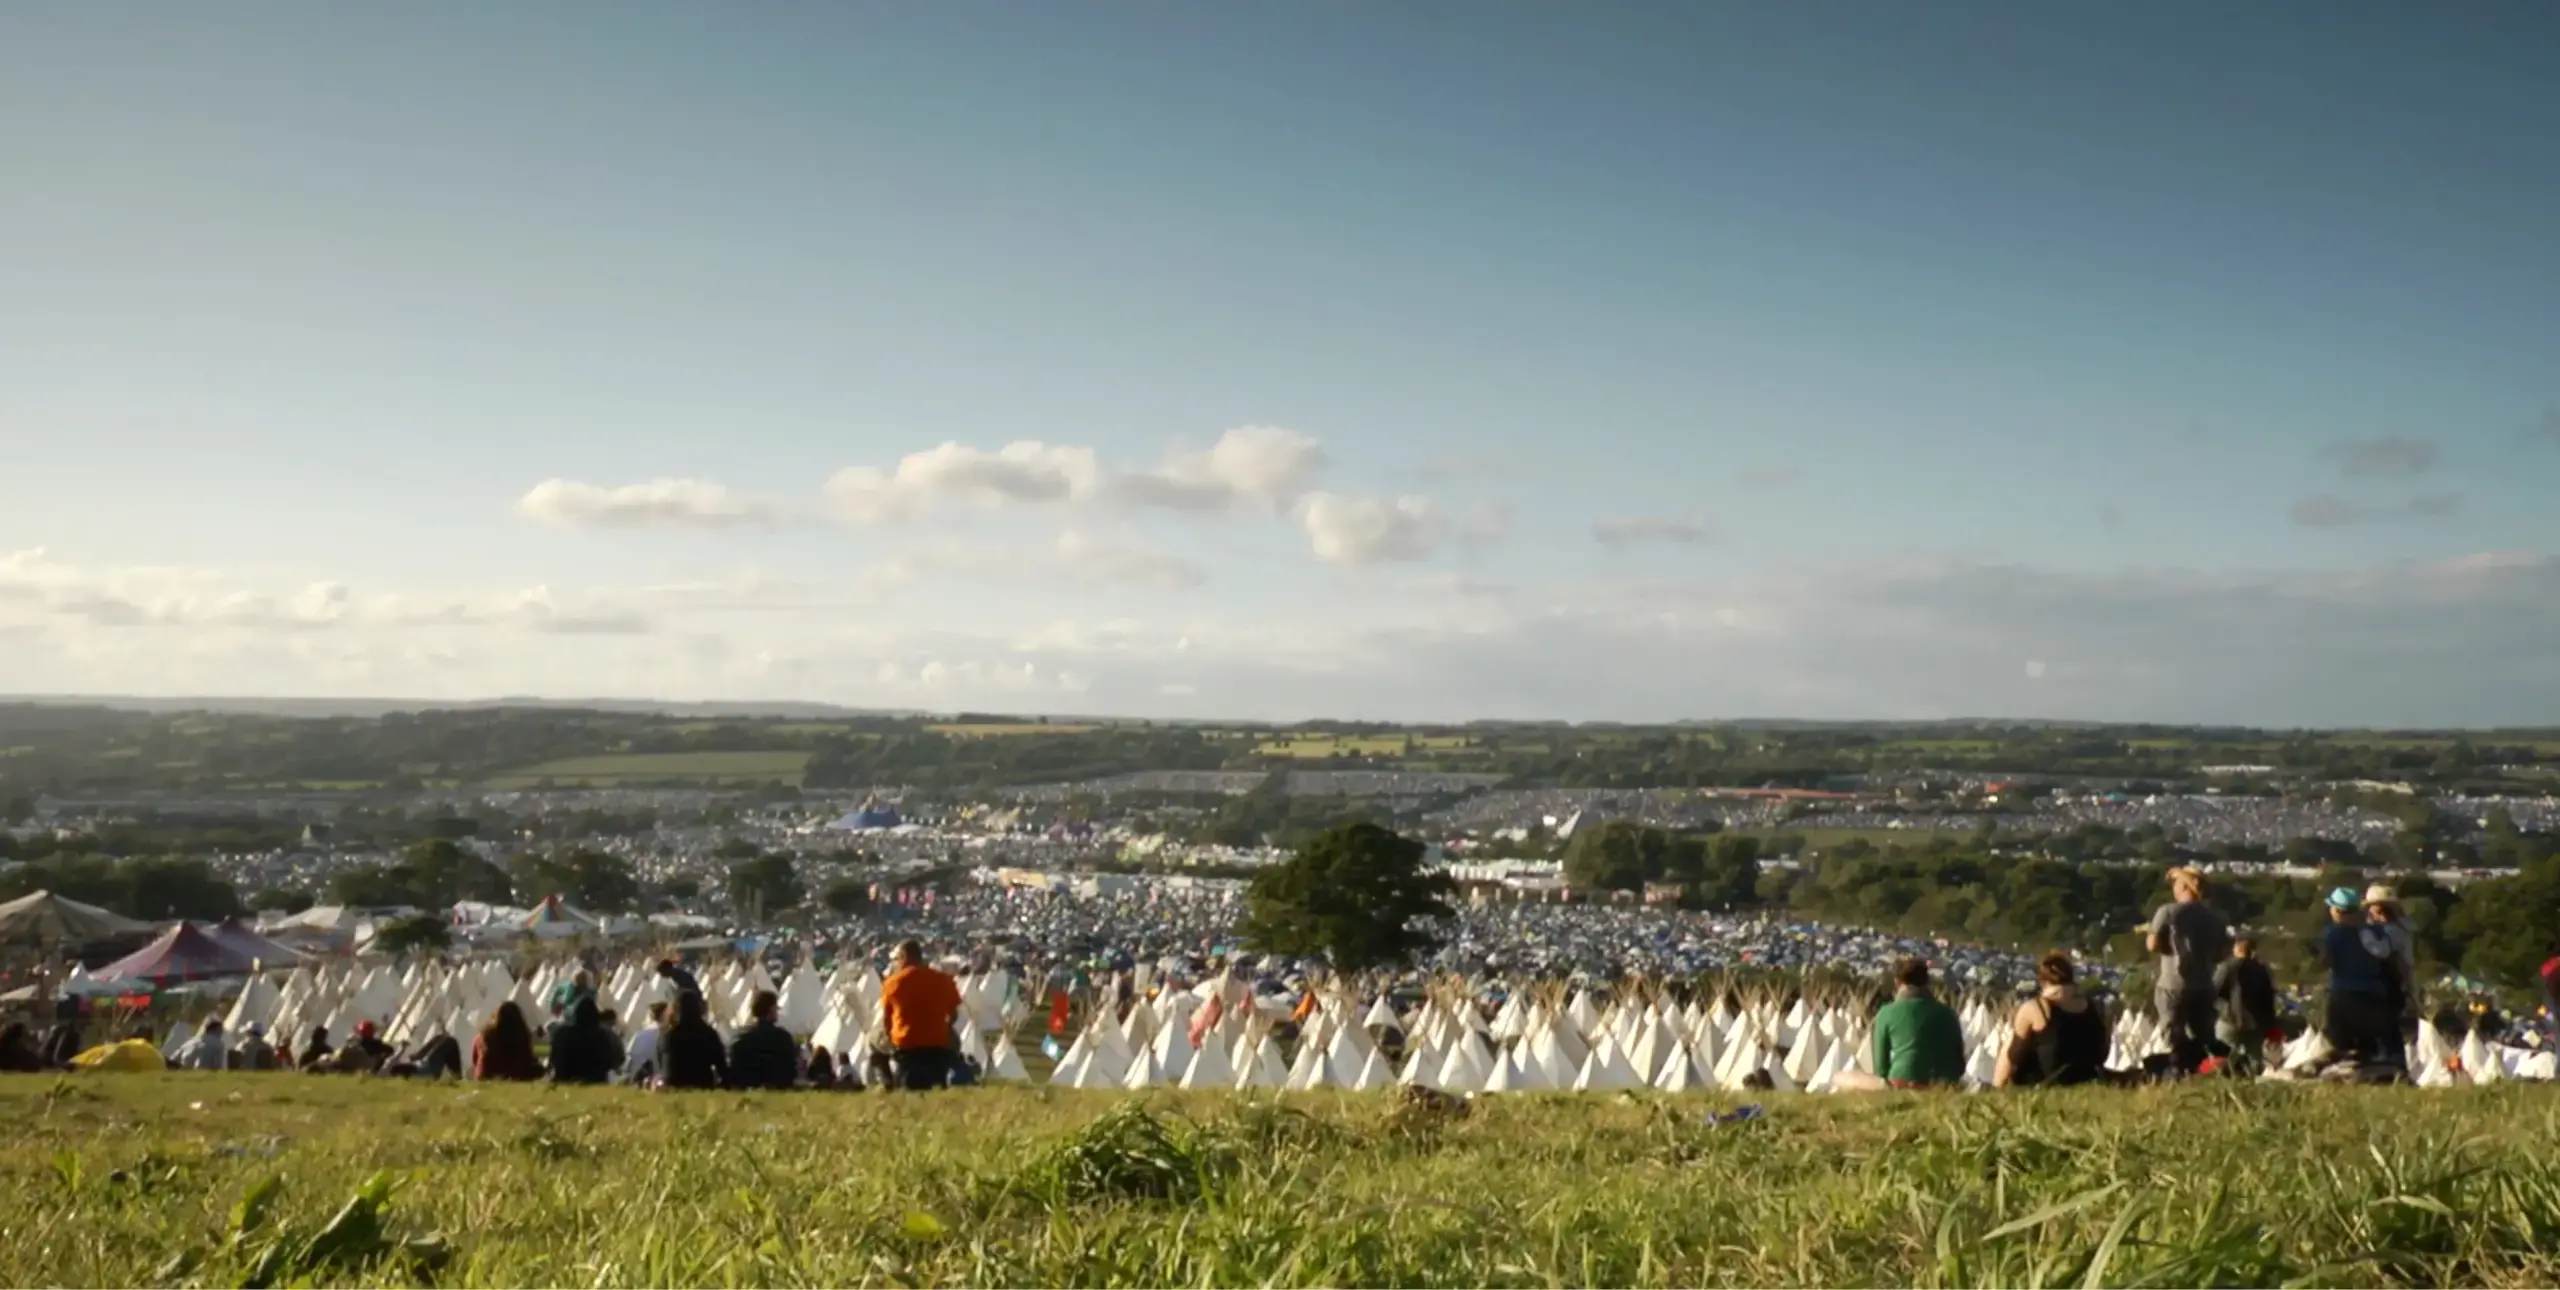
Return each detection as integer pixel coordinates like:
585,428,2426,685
3,4,2555,723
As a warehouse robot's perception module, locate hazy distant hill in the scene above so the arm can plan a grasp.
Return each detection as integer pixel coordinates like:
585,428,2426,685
0,694,908,720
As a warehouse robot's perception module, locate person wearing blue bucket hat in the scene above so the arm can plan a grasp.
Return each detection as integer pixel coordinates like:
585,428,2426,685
2317,886,2398,1076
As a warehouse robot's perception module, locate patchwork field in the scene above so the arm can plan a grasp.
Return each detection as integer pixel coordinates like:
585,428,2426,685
1255,734,1474,758
9,1076,2560,1287
924,723,1104,737
481,751,812,788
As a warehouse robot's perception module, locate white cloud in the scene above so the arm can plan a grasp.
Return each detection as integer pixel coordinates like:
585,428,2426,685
855,533,1205,594
1110,426,1325,515
1592,515,1714,549
1299,493,1443,566
516,479,786,529
2289,494,2461,528
824,441,1101,523
1457,501,1513,552
1052,530,1207,589
12,540,2560,727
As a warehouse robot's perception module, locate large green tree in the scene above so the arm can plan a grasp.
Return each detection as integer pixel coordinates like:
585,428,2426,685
510,849,644,912
2446,854,2560,988
819,875,874,918
725,853,804,921
369,913,453,958
1561,820,1651,892
1237,822,1456,972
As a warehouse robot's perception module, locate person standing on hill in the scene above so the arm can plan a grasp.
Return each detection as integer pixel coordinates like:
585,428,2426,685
2363,886,2419,1073
880,940,964,1091
2214,937,2279,1076
1867,958,1968,1088
2317,887,2399,1076
2146,866,2231,1071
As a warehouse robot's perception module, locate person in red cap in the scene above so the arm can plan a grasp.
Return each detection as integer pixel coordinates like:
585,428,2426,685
350,1020,395,1067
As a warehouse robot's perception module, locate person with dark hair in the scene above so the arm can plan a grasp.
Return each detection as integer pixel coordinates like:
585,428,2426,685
805,1044,837,1089
548,996,619,1084
2215,936,2279,1076
232,1023,278,1071
659,989,729,1090
0,1021,44,1073
2363,886,2418,1073
404,1031,464,1079
656,958,702,1006
472,1002,542,1081
39,1004,84,1070
726,989,798,1090
595,1009,627,1076
1996,952,2108,1087
350,1020,394,1066
1866,958,1966,1089
546,969,596,1021
881,940,963,1091
295,1025,334,1072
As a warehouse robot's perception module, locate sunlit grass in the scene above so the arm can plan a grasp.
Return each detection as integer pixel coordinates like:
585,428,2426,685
8,1076,2560,1286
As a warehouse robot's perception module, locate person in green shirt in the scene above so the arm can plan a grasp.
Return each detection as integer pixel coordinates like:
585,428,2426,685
1868,957,1969,1088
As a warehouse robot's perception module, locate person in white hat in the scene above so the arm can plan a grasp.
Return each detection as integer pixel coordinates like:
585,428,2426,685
2363,885,2417,1072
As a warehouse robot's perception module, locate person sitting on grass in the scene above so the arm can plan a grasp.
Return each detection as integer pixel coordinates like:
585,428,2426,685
1994,951,2108,1088
471,1002,542,1082
231,1023,278,1071
805,1044,837,1089
173,1018,232,1071
349,1020,395,1067
398,1030,463,1079
547,968,595,1020
622,1001,668,1084
726,989,799,1090
294,1025,333,1072
0,1021,47,1072
595,1008,627,1076
1864,958,1968,1089
659,989,729,1090
548,996,620,1085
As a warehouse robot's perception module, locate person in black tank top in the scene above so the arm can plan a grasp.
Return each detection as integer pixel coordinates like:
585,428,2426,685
1996,950,2111,1088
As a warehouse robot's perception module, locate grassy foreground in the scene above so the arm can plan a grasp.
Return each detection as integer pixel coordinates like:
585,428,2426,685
8,1077,2560,1288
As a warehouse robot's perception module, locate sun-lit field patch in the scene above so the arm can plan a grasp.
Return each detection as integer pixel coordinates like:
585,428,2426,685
8,1077,2560,1287
481,751,811,788
1256,734,1474,758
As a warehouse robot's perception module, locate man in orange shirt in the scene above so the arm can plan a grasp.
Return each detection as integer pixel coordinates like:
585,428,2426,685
879,939,963,1091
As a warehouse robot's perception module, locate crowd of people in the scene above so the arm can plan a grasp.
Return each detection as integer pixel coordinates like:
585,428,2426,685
0,940,984,1092
1851,868,2506,1089
7,864,2550,1093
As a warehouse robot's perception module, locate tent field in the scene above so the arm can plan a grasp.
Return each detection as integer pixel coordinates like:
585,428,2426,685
8,1077,2560,1288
